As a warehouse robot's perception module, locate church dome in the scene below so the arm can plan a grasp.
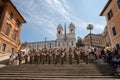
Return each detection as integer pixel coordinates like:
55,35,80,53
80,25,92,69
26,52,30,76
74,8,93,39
69,22,75,29
57,24,63,30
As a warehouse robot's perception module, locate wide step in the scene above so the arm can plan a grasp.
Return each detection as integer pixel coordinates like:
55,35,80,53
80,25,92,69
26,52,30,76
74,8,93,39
0,62,117,80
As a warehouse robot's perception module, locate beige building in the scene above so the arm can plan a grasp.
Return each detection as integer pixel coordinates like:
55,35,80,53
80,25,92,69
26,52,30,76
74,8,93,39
26,40,57,49
100,0,120,49
102,26,111,47
83,33,103,47
0,0,26,54
26,23,76,49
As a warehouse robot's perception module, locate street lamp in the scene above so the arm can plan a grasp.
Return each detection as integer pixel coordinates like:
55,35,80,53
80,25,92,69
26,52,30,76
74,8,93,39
45,37,47,48
24,41,27,49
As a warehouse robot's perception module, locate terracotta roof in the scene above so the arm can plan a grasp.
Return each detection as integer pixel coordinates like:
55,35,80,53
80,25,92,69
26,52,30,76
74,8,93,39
9,1,26,23
100,0,112,16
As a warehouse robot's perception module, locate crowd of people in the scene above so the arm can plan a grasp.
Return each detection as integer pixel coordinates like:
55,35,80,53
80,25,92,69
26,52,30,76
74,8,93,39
9,47,120,75
9,47,89,65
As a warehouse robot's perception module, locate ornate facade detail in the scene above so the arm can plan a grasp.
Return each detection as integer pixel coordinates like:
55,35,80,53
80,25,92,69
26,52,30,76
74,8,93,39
26,23,76,49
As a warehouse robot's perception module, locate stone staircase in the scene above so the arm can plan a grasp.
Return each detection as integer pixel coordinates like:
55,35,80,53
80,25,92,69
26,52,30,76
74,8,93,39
0,61,118,80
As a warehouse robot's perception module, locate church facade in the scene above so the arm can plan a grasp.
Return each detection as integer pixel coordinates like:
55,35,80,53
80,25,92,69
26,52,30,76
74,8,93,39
26,23,76,49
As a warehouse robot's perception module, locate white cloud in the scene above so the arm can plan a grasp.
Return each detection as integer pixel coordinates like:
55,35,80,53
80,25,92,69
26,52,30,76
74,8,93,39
12,0,105,40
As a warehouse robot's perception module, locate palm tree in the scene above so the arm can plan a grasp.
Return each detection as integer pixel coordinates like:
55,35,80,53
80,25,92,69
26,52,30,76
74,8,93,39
86,24,94,47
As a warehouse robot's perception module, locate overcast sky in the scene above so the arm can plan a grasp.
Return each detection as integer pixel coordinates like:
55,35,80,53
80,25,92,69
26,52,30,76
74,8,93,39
11,0,108,42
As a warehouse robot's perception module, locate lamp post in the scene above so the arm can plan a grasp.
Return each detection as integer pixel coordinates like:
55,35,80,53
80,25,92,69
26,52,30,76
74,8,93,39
24,41,27,48
55,40,57,48
45,37,47,48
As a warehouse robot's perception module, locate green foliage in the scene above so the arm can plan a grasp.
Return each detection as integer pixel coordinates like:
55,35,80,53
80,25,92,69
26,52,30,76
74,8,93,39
87,24,94,30
98,45,105,49
18,39,21,46
76,36,84,47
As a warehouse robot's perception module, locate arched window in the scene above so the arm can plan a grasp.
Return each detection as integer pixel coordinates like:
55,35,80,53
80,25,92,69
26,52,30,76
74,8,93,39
71,29,73,33
67,41,69,46
5,25,11,36
58,30,61,34
71,41,73,46
58,42,60,46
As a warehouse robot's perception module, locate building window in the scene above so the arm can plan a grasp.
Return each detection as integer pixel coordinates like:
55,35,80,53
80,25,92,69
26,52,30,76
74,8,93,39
11,48,14,54
16,19,21,27
5,25,10,36
13,33,17,41
55,41,57,46
71,29,73,33
107,10,113,20
67,41,69,46
117,0,120,9
9,12,14,19
58,30,61,34
1,43,6,52
62,42,64,46
71,41,73,46
0,6,3,14
49,43,51,46
112,26,117,36
116,44,120,49
58,42,60,46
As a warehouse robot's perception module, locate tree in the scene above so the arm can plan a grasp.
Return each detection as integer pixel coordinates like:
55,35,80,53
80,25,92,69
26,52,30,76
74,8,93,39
86,24,94,47
18,39,22,51
18,39,21,46
76,36,84,47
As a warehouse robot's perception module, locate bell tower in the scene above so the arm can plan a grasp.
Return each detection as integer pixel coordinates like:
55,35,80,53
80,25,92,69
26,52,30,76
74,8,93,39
57,24,63,39
69,22,75,34
57,24,63,34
